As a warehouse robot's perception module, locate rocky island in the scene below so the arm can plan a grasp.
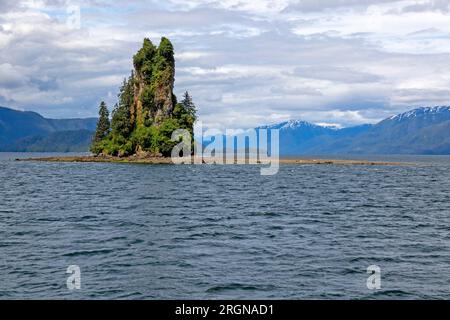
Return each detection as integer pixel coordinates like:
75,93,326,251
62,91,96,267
90,37,196,158
18,37,410,167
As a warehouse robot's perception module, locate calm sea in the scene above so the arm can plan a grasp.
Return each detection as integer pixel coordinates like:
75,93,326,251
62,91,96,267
1,153,450,299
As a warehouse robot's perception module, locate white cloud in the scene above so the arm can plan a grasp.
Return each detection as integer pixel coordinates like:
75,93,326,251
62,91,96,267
291,1,450,54
0,63,29,88
0,0,450,126
176,51,211,61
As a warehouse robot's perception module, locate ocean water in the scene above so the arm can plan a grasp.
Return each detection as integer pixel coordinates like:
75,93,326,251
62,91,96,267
1,153,450,299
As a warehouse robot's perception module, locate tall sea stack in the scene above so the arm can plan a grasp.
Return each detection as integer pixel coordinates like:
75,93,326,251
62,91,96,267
90,37,196,157
132,37,176,126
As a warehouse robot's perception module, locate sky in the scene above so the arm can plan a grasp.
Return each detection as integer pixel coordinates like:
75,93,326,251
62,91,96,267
1,0,450,129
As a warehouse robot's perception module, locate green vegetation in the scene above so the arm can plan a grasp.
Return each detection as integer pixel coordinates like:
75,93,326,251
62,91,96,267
91,37,197,157
90,101,110,154
9,130,94,153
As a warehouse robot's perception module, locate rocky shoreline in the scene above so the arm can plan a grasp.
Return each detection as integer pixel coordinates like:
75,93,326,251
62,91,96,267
16,155,412,166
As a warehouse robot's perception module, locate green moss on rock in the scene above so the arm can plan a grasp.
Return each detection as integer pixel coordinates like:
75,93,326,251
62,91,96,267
91,37,197,157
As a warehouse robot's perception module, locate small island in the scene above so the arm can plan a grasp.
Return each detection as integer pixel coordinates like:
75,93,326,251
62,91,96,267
17,37,410,167
90,37,196,158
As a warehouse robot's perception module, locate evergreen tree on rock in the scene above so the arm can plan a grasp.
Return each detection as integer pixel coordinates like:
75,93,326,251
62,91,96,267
90,101,110,154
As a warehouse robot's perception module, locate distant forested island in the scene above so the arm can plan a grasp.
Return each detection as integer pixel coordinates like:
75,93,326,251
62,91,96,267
0,106,96,152
90,37,196,157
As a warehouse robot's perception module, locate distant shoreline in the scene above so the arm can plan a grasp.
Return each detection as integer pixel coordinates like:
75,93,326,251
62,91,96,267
16,155,412,166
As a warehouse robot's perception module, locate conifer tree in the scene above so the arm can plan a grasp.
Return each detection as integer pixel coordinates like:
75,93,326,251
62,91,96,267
181,91,196,118
90,37,198,157
111,75,133,138
91,101,110,154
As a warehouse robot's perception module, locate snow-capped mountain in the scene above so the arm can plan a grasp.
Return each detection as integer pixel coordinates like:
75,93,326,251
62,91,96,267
261,120,324,130
202,106,450,155
388,106,450,122
262,106,450,155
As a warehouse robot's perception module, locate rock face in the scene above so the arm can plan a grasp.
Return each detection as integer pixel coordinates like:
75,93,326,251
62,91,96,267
90,37,197,157
131,37,175,127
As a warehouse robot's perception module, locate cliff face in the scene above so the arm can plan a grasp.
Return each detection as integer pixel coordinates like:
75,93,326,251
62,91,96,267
132,37,175,127
91,37,196,157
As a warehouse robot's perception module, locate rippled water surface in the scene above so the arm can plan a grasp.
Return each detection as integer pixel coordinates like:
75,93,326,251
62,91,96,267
1,153,450,299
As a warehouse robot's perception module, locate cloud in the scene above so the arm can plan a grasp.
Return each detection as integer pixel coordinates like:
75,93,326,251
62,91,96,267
393,88,450,105
0,0,450,126
0,63,29,88
402,0,450,13
284,0,399,13
0,1,18,12
293,65,383,83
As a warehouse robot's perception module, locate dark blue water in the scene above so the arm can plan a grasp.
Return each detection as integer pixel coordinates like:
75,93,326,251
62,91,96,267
1,153,450,299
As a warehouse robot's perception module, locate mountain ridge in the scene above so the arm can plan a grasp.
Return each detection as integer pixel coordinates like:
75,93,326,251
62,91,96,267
0,106,97,152
265,106,450,155
2,105,450,154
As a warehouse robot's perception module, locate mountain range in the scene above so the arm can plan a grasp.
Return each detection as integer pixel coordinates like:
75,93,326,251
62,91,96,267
264,106,450,155
2,105,450,155
0,106,96,152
